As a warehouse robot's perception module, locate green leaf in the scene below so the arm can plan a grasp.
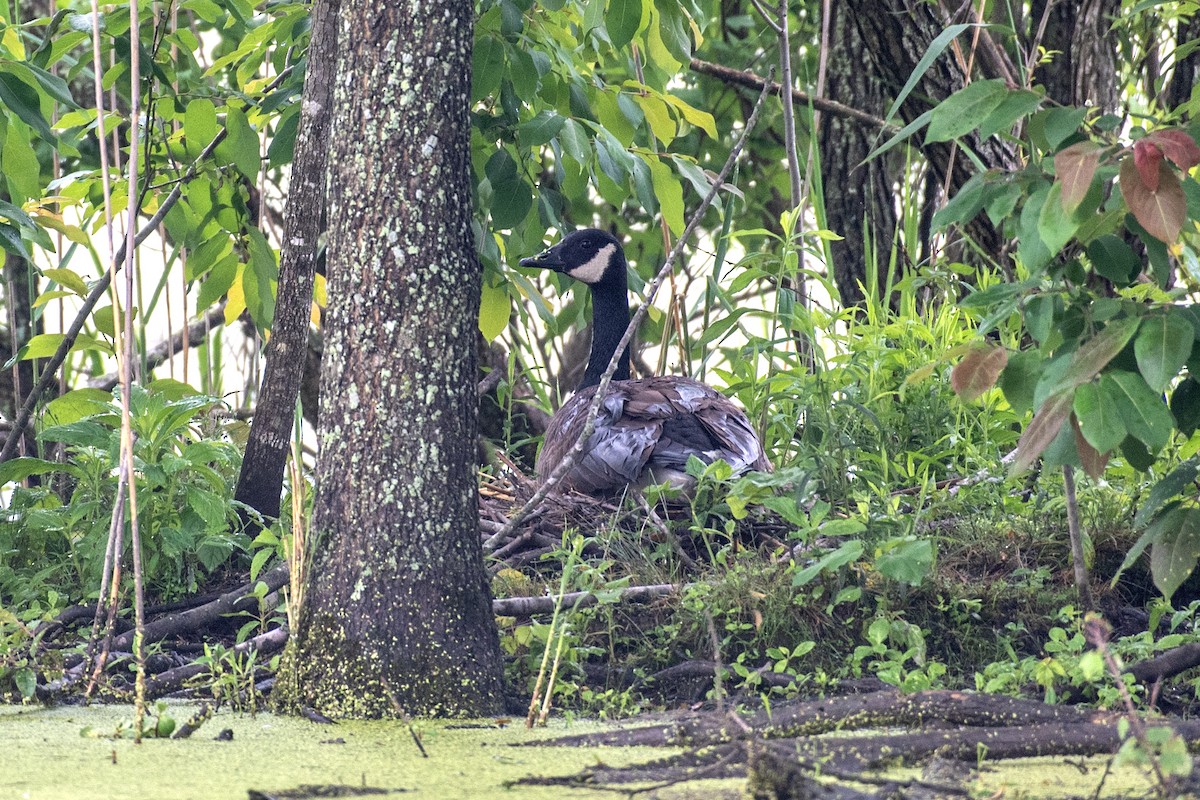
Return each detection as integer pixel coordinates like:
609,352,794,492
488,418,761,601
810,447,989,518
2,116,41,202
633,93,675,144
925,79,1008,143
519,111,566,147
648,156,684,235
1036,182,1081,260
0,456,77,486
1073,381,1127,453
1150,507,1200,601
1135,312,1193,392
792,539,864,588
883,22,974,123
1104,370,1175,452
44,388,111,427
20,333,65,360
558,119,591,165
220,105,259,183
244,226,278,330
183,98,218,158
606,0,645,50
875,538,934,586
0,70,54,141
1135,457,1200,527
267,107,299,168
41,267,88,297
1086,234,1140,285
978,89,1042,140
1171,378,1200,437
478,281,510,342
997,349,1039,415
196,253,239,310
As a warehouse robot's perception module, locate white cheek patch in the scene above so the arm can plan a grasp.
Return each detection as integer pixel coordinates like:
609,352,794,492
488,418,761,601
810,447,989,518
567,243,616,284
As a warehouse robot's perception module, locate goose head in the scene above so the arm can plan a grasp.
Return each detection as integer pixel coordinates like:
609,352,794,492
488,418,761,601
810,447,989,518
519,228,626,289
520,228,632,389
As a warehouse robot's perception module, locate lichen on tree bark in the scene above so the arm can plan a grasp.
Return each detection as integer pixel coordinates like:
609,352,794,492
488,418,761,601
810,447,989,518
272,0,504,719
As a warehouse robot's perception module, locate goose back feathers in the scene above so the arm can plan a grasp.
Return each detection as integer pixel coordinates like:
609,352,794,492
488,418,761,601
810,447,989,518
521,229,770,495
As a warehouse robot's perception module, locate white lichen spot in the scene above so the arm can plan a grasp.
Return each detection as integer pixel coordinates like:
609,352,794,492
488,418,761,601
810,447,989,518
421,134,438,157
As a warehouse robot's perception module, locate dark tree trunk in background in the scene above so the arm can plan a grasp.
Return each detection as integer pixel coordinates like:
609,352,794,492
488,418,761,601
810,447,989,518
233,0,337,524
272,0,504,717
1031,0,1120,113
4,250,40,461
818,3,899,306
849,0,1020,265
1164,10,1200,112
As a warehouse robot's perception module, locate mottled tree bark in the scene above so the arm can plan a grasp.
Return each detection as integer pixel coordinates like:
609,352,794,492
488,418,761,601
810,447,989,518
233,0,337,524
849,0,1020,264
1031,0,1120,113
272,0,503,717
818,3,899,306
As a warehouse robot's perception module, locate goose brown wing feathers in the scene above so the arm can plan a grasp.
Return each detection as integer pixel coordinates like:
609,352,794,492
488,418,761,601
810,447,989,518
536,376,770,495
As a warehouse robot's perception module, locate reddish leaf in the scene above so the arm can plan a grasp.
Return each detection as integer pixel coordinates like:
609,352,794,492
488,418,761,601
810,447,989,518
951,344,1009,401
1072,415,1110,480
1011,390,1074,475
1054,141,1101,213
1120,155,1186,243
1133,139,1163,192
1146,128,1200,171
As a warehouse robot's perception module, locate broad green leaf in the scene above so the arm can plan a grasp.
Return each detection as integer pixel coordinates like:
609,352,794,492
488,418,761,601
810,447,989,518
875,538,934,586
662,94,716,138
792,539,863,587
595,91,637,147
267,107,298,168
630,156,658,218
606,0,646,50
1150,507,1200,600
1104,370,1175,452
1086,234,1140,285
478,281,510,342
931,172,987,230
0,197,34,229
997,349,1039,414
0,70,53,140
220,105,259,183
41,267,88,296
197,253,239,310
20,332,65,360
0,223,30,259
184,98,218,158
648,156,684,235
1073,381,1127,453
519,111,566,147
558,119,591,165
1030,107,1088,151
1171,378,1200,437
1135,312,1193,392
44,388,111,427
1135,457,1200,527
633,93,675,144
1036,182,1081,260
0,456,78,486
925,79,1008,143
978,89,1041,140
245,226,278,330
2,115,41,201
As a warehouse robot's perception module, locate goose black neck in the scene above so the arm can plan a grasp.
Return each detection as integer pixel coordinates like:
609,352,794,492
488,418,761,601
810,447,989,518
580,280,631,390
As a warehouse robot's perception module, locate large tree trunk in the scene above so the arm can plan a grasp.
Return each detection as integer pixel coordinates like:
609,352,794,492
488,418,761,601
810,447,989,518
1031,0,1120,113
272,0,504,717
233,0,336,524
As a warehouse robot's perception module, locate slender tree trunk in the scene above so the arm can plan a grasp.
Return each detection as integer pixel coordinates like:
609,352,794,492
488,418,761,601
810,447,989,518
272,0,503,718
232,0,337,524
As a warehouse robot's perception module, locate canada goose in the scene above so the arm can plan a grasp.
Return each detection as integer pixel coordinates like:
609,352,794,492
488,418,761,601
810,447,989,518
520,228,771,495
